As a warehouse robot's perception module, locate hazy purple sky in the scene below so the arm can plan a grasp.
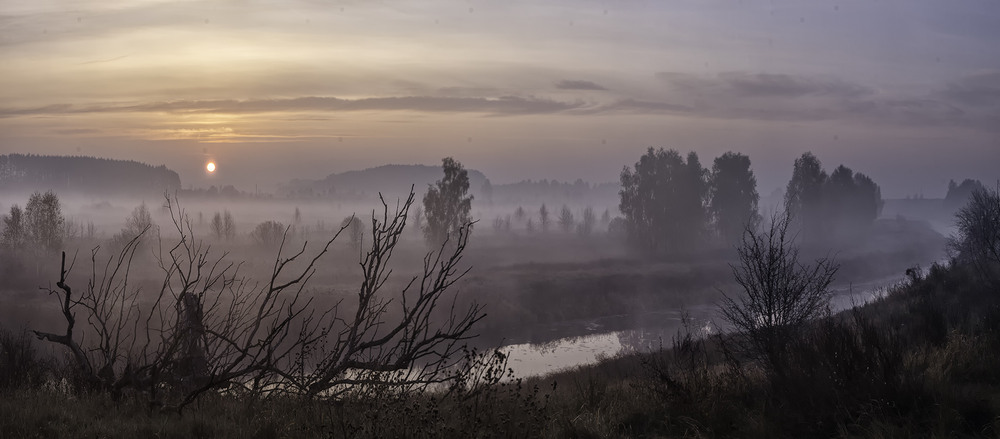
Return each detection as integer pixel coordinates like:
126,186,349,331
2,0,998,197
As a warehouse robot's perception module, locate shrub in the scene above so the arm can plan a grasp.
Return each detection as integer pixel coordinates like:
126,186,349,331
719,214,838,376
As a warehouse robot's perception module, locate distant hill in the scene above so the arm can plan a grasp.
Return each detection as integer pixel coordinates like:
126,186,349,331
278,164,620,208
279,164,490,200
0,154,181,196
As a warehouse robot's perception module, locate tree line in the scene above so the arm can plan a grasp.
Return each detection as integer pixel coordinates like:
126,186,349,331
618,149,884,255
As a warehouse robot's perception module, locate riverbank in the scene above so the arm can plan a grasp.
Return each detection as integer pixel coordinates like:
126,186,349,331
4,257,997,438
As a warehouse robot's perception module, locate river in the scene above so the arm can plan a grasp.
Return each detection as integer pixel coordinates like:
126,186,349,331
500,272,912,378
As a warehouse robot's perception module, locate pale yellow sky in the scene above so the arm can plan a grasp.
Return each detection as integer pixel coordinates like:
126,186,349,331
2,0,998,196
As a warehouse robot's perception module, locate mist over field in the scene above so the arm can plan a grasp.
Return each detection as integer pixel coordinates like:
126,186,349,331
2,1,1000,438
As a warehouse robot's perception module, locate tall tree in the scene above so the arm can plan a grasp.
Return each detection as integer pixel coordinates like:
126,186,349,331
111,203,155,250
824,165,857,224
710,152,760,245
578,206,596,236
852,172,883,225
25,190,65,252
619,148,708,254
945,179,985,209
1,205,26,250
423,157,473,245
558,205,575,233
824,166,882,236
784,152,828,239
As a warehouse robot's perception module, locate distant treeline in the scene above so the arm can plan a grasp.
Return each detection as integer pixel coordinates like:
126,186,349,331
276,163,617,206
0,154,180,196
487,179,619,206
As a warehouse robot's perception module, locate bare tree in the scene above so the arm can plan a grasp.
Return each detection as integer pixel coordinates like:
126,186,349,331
222,210,236,240
949,186,1000,286
558,205,575,233
539,204,550,233
719,213,838,376
210,212,224,240
210,210,237,241
34,190,484,410
577,206,596,236
251,220,286,247
110,203,155,250
293,191,483,397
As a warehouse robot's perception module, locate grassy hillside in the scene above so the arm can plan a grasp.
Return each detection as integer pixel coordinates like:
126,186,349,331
3,255,998,438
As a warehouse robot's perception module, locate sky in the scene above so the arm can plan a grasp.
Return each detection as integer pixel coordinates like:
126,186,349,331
1,0,998,197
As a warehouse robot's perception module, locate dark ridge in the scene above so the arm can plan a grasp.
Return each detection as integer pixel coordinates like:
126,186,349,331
0,153,181,196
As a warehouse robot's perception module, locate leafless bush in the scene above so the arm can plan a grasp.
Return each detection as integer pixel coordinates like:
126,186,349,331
251,220,286,247
719,213,839,375
949,186,1000,286
34,190,484,410
109,203,155,250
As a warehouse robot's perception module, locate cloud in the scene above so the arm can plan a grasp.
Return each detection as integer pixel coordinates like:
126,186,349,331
656,71,874,98
3,72,996,133
589,99,693,114
0,96,586,117
554,80,608,91
51,128,100,135
941,71,1000,107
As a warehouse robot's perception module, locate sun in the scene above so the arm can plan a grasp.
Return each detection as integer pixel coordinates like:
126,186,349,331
206,162,216,173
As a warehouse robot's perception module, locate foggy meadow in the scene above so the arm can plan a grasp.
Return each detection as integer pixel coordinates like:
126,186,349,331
3,1,1000,437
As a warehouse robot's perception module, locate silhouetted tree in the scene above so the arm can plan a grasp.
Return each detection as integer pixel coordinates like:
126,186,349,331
720,214,839,376
492,216,505,234
824,165,859,238
945,179,985,209
210,212,224,239
222,211,236,240
539,204,550,233
710,152,760,245
784,152,827,239
558,205,575,233
111,203,155,250
251,220,286,247
786,155,882,241
816,165,882,238
514,206,526,222
423,157,473,245
34,191,487,410
577,206,596,236
1,205,26,251
600,208,611,226
619,148,708,254
949,186,1000,286
851,172,883,225
526,218,536,233
25,191,65,252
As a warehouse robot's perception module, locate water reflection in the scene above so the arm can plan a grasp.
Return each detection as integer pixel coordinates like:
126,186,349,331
501,274,913,378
